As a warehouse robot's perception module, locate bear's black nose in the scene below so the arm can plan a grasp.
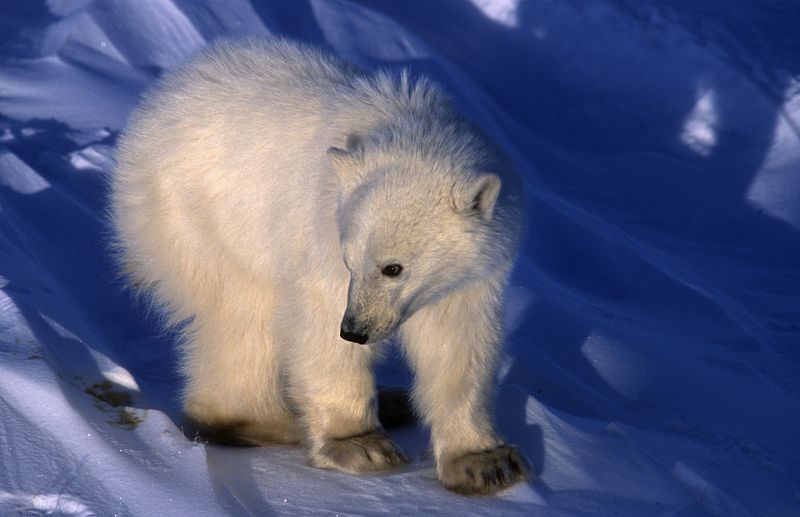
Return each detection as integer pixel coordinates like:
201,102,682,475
340,328,369,344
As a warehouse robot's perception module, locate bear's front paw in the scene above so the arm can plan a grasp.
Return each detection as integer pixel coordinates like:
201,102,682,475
314,430,408,474
440,444,530,495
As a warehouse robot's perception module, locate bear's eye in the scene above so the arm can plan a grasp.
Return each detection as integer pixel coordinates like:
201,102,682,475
381,264,403,277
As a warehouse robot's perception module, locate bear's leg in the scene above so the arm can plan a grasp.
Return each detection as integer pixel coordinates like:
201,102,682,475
181,309,300,446
286,322,407,473
400,278,530,495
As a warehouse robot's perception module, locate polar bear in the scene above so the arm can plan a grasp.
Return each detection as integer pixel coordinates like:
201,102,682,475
110,38,527,495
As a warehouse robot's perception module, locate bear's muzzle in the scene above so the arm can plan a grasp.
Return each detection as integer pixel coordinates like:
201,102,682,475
340,316,369,344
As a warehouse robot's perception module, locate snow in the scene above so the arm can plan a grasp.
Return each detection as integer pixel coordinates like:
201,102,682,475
1,0,799,515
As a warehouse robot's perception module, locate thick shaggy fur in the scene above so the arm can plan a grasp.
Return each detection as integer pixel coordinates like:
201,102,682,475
110,38,526,494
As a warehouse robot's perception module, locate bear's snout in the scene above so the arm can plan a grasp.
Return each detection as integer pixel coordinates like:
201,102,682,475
340,316,369,344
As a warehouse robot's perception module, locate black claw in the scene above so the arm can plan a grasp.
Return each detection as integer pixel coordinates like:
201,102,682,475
481,470,498,489
388,451,405,465
465,467,475,482
496,465,508,485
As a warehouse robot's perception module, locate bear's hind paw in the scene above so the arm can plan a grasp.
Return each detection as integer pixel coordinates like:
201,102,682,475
184,416,301,446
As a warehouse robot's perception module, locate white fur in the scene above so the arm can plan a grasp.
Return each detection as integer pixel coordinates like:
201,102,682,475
110,38,524,491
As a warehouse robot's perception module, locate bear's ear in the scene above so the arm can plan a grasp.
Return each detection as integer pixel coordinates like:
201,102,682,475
453,173,502,220
327,145,365,191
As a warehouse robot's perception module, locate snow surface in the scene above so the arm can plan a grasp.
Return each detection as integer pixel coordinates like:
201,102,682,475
1,1,799,515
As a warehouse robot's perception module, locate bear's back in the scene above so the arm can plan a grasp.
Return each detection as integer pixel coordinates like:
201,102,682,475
111,39,363,302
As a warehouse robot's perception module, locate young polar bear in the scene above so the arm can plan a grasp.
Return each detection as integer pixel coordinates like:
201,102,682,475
111,38,527,495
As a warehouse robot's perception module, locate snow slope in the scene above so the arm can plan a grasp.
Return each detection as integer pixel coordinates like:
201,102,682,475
1,1,799,515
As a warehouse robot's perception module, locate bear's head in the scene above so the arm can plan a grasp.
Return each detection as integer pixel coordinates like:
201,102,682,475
329,143,505,345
